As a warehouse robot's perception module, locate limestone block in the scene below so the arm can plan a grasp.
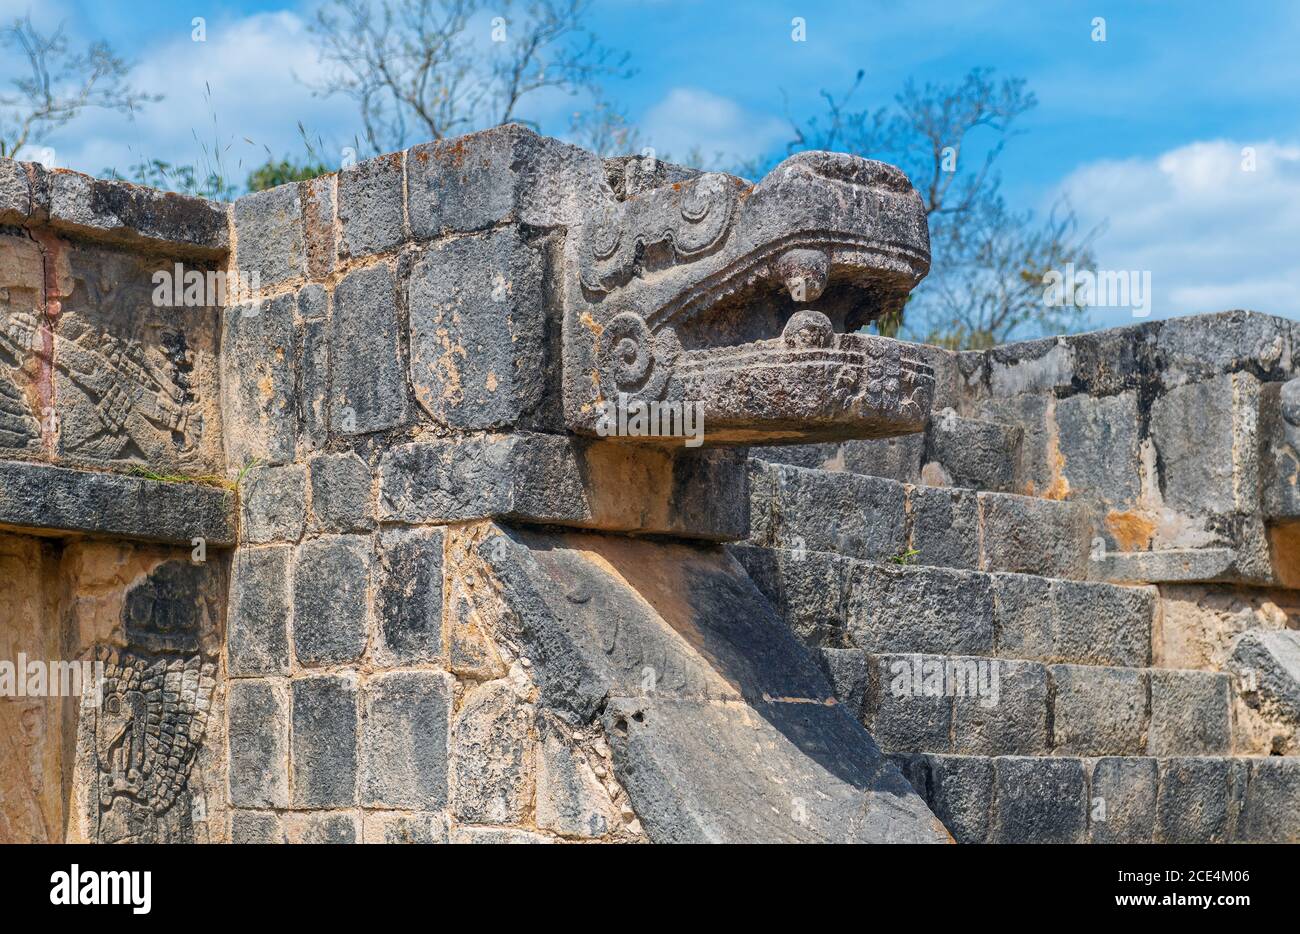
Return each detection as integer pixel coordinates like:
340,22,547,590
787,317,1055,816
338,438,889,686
847,564,994,656
1151,372,1260,514
949,658,1049,756
308,451,374,533
291,675,358,808
451,677,535,825
1155,757,1244,844
337,151,405,258
1049,664,1147,756
989,756,1086,844
228,679,289,808
239,463,307,544
1087,756,1157,843
407,226,551,430
227,545,291,677
329,264,408,435
360,671,454,809
1147,670,1232,756
374,526,446,666
907,484,980,569
977,492,1090,578
292,535,372,666
232,183,304,286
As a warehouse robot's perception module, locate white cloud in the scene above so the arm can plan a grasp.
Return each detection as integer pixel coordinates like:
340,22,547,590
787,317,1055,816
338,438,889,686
638,87,787,168
22,11,352,185
1056,139,1300,324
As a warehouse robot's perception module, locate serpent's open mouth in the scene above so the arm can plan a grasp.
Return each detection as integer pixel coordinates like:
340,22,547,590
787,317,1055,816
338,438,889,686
566,150,936,445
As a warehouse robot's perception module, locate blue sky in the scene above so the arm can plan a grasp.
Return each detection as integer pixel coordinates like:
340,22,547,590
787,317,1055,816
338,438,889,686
4,0,1300,328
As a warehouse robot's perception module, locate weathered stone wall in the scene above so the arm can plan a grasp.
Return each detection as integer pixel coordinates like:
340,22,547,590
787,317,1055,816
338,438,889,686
4,126,1299,844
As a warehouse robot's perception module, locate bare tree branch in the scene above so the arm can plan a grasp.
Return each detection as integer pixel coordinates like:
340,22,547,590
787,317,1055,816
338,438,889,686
0,15,157,159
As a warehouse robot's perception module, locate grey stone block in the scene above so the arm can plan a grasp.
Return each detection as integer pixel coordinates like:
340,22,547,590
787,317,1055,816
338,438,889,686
817,648,871,720
864,654,953,753
228,679,289,808
839,433,925,482
284,812,358,844
1087,756,1157,843
362,811,448,844
1047,580,1153,668
292,675,358,808
1230,629,1300,723
924,413,1021,493
360,671,454,809
406,124,607,236
408,227,551,430
0,460,235,546
907,485,980,569
1148,669,1231,756
1156,310,1293,386
764,463,907,561
1050,664,1147,756
300,173,337,278
232,183,305,286
991,573,1056,661
847,564,994,656
1156,757,1243,843
909,753,993,844
0,159,31,221
1151,373,1260,514
222,293,298,465
227,545,291,676
240,463,307,544
374,526,446,666
535,715,619,839
987,337,1076,397
379,433,583,525
990,756,1087,844
337,151,405,258
1056,390,1141,509
729,545,849,647
978,492,1089,578
329,264,408,435
975,393,1055,496
230,810,285,844
292,535,372,666
1236,757,1300,842
308,452,374,533
298,311,329,453
950,658,1049,755
43,166,228,252
451,677,535,825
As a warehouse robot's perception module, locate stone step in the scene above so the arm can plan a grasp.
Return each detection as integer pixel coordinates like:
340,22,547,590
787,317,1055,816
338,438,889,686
750,411,1024,493
748,459,1091,579
889,752,1300,843
820,650,1233,759
730,545,1155,668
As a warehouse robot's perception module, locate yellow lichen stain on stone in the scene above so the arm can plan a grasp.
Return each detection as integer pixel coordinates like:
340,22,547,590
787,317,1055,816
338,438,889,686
1105,510,1156,551
579,312,603,336
485,371,498,392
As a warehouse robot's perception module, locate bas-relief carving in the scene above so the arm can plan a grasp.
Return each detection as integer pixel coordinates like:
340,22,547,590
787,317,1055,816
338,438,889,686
0,235,220,471
562,151,937,445
75,559,221,844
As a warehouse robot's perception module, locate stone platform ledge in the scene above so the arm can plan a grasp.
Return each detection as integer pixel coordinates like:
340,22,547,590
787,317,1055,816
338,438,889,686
1,159,229,259
0,459,236,546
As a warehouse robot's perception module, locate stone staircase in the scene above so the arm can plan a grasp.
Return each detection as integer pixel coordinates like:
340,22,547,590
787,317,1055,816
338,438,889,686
736,457,1300,843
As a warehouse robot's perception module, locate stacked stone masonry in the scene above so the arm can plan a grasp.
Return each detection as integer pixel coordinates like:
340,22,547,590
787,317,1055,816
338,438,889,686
1,129,1297,843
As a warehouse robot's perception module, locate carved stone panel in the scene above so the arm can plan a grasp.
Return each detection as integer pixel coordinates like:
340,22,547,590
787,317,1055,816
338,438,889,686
0,232,222,473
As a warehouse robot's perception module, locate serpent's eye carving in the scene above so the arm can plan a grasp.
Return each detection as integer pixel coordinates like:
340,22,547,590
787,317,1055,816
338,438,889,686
599,312,679,400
